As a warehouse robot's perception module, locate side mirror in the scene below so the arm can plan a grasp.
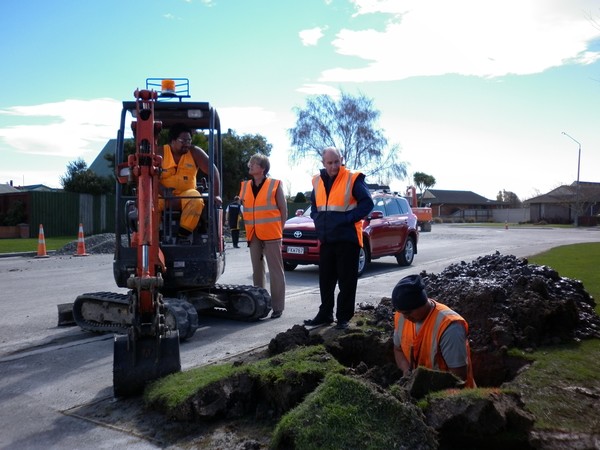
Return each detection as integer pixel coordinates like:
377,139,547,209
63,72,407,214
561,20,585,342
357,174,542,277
367,211,384,220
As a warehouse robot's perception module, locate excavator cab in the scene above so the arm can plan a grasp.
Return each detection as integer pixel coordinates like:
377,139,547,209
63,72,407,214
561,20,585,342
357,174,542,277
114,80,225,293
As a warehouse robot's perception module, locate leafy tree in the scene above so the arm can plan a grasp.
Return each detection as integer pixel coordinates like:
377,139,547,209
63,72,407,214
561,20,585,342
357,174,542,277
61,158,114,194
496,190,522,207
413,172,436,206
293,192,307,203
222,129,272,201
288,91,407,184
0,200,26,225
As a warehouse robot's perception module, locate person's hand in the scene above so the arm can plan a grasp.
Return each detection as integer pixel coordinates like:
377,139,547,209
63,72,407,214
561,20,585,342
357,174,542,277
214,195,223,207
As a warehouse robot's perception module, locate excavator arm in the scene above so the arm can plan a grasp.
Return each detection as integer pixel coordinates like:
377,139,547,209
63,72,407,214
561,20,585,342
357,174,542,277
112,88,181,397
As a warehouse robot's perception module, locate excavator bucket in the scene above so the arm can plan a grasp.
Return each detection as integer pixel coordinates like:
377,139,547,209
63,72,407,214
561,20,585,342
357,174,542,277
113,332,181,397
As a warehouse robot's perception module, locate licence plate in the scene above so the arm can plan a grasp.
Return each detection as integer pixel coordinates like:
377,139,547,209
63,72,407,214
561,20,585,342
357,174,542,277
287,246,305,254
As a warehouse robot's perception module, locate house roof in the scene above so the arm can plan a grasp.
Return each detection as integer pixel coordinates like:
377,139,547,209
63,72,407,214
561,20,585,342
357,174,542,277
18,184,58,192
89,139,117,178
423,189,496,205
0,184,19,194
525,181,600,204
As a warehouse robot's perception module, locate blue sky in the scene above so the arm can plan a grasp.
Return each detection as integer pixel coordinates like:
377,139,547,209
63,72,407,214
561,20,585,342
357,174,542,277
1,0,599,201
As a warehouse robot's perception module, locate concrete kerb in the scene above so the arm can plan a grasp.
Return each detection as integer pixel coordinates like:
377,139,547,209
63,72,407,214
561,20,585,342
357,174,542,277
0,250,56,258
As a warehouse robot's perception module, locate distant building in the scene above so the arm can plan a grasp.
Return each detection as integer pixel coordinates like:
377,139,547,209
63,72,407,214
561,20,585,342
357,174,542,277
89,139,117,179
525,181,600,224
422,189,501,219
0,183,19,194
17,184,59,192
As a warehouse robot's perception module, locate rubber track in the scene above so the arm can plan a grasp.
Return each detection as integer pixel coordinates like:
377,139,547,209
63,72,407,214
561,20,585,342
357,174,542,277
73,291,130,334
73,284,271,335
201,284,272,321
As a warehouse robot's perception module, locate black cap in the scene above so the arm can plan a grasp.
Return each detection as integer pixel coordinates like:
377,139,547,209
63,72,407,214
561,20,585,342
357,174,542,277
392,274,428,311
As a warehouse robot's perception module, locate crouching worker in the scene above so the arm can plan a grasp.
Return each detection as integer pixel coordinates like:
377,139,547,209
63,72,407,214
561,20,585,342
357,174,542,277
392,274,476,388
158,123,221,243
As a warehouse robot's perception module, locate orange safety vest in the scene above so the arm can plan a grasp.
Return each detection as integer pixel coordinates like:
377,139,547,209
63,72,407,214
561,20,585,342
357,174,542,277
239,178,282,241
160,144,197,193
393,301,476,388
312,166,363,247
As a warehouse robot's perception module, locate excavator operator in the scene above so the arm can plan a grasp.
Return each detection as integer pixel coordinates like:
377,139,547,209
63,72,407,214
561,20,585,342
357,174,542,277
158,123,222,243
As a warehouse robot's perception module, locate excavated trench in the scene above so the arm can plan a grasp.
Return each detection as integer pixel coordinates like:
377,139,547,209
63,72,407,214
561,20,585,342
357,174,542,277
270,252,599,389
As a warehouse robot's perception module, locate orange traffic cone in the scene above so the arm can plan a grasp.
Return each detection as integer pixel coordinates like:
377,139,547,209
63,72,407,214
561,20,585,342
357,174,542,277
35,224,49,258
74,223,89,256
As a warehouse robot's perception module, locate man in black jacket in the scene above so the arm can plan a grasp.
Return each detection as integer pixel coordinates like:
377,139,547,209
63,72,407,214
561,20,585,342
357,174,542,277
304,147,374,330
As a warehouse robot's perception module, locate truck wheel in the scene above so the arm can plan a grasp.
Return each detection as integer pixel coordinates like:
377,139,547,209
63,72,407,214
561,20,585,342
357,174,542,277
284,262,297,271
396,237,415,266
422,222,432,232
357,245,370,277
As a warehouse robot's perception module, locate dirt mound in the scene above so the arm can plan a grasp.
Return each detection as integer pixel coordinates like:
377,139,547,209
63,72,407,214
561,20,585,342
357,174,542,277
421,252,599,350
269,252,600,389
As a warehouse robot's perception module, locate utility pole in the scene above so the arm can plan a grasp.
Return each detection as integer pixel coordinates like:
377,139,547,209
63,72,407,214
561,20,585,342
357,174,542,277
561,132,581,227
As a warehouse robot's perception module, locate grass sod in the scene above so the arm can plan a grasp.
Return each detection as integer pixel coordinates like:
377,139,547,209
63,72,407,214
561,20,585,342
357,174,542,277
144,345,345,414
271,373,437,450
0,236,74,253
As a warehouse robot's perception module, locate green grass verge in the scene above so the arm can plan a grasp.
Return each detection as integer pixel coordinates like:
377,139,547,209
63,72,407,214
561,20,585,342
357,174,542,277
506,242,600,433
0,237,74,253
507,340,600,432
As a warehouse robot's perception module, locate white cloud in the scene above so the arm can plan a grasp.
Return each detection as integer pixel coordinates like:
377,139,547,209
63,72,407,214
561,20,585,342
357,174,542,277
218,106,278,135
0,99,122,159
296,84,341,97
320,0,600,82
299,27,325,46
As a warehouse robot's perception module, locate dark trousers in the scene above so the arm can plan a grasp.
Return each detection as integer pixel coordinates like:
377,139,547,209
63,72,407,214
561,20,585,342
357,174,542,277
231,229,239,247
318,241,360,322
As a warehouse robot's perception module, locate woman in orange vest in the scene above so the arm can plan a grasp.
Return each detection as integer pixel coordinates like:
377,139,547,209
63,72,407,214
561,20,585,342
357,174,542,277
392,274,476,388
239,153,287,319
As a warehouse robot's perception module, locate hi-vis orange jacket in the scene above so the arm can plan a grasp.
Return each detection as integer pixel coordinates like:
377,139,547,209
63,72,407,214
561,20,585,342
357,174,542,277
393,301,476,388
160,144,197,193
239,178,283,241
312,166,364,247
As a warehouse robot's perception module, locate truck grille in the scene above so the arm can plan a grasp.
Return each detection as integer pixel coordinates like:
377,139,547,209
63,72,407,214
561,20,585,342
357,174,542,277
283,230,318,240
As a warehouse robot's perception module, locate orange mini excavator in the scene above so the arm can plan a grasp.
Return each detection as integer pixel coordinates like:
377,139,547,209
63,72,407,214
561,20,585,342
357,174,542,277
73,79,271,396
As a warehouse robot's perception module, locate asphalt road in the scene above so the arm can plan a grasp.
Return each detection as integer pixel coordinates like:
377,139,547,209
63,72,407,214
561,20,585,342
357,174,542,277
1,224,598,449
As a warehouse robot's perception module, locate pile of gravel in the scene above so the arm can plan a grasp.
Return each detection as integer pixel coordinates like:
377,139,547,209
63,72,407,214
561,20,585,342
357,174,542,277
54,233,118,255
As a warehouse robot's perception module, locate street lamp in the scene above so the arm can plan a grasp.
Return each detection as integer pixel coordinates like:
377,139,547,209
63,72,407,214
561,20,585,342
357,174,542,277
561,131,581,227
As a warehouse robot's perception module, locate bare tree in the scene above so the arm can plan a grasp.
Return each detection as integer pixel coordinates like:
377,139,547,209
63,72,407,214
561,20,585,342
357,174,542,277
288,91,407,183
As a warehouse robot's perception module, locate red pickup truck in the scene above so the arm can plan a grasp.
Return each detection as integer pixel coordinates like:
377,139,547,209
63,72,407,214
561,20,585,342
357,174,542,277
282,191,419,276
